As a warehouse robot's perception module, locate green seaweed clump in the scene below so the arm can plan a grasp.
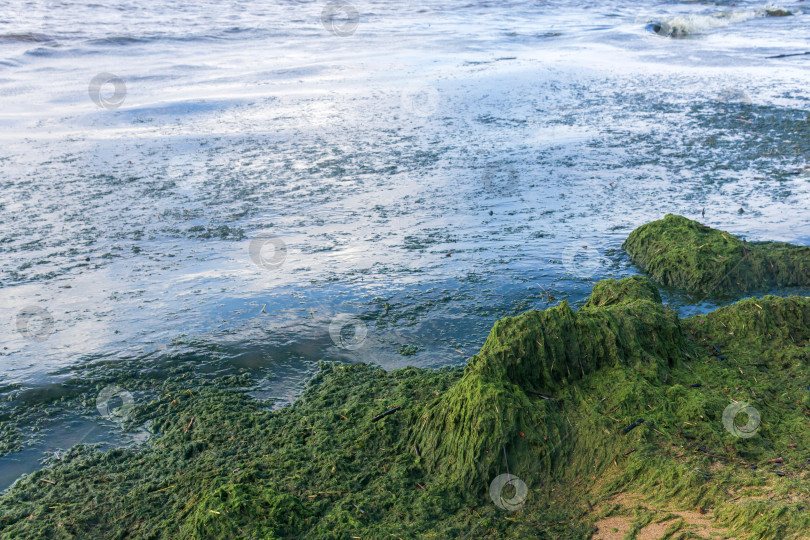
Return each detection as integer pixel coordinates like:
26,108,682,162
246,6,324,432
1,276,810,539
183,483,309,539
411,275,685,488
583,275,662,308
0,422,22,457
623,214,810,295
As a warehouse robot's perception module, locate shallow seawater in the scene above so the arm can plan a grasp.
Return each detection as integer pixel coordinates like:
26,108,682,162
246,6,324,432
1,0,809,490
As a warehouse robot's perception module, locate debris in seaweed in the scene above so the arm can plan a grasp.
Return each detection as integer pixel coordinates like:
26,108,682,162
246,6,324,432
623,419,645,434
526,390,558,400
371,405,400,422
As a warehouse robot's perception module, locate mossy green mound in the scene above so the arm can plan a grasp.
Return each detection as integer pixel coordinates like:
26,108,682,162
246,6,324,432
411,276,685,489
623,214,810,296
2,277,809,539
607,293,810,538
584,276,662,308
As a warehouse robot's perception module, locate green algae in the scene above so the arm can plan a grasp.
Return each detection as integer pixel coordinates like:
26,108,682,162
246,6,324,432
411,275,685,489
0,423,21,457
183,483,309,539
1,276,809,539
584,276,662,308
623,214,810,296
1,366,457,539
598,293,810,538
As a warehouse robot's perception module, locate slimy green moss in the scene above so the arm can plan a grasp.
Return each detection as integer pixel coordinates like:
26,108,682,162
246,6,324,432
623,214,810,296
411,276,685,489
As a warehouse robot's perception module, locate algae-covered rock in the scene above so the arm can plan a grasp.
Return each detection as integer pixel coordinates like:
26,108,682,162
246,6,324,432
584,275,662,308
623,214,810,295
411,277,686,488
2,277,810,539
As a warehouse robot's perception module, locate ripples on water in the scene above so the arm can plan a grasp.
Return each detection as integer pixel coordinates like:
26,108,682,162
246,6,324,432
1,0,809,488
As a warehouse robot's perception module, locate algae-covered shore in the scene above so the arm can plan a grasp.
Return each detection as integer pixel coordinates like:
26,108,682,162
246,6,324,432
2,220,810,539
625,214,810,297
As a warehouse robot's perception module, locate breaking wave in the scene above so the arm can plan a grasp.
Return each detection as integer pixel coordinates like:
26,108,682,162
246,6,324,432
645,10,761,37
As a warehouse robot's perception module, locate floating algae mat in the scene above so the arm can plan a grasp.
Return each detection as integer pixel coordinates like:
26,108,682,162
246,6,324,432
1,275,809,538
624,214,810,297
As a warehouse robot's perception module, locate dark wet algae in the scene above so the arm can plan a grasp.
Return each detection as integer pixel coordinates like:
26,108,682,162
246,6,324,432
2,223,810,538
